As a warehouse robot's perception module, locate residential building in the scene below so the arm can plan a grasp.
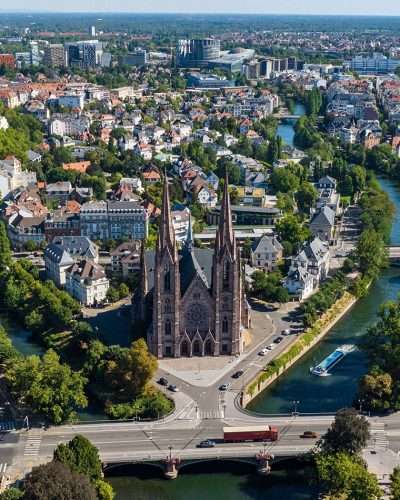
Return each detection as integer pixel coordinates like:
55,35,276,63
251,234,283,271
43,44,65,67
65,259,109,306
44,236,98,287
80,200,148,241
309,205,336,244
110,240,141,278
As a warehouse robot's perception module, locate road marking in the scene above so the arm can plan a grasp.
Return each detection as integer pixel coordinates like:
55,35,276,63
0,463,7,474
24,430,42,456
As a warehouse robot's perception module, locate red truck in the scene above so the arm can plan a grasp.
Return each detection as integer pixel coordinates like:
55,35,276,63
223,425,279,443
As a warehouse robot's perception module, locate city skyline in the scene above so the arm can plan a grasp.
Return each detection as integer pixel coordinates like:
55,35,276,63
1,1,400,15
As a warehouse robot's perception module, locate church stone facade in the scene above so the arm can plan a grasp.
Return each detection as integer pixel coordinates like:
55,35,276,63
134,174,251,358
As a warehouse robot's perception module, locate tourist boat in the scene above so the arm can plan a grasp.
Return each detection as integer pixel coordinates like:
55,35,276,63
310,345,356,377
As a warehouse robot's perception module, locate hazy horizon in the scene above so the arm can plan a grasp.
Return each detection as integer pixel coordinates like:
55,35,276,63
1,1,399,16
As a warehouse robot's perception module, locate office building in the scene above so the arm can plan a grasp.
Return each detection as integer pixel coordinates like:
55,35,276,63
176,38,220,68
120,49,148,67
186,72,235,89
43,44,65,67
65,40,103,68
349,54,400,75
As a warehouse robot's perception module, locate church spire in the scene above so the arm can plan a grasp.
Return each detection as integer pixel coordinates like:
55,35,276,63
184,212,194,253
215,171,235,257
157,171,176,256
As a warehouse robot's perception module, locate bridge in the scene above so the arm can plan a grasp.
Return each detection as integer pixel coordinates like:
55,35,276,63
386,246,400,262
10,409,395,483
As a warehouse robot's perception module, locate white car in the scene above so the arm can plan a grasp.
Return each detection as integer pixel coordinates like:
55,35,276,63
258,348,268,356
266,344,276,351
282,329,290,336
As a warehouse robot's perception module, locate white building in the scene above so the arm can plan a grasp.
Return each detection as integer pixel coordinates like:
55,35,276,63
0,156,37,199
65,259,109,306
58,93,85,110
44,236,98,287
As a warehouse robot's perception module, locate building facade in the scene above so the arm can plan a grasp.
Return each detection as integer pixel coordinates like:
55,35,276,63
80,200,148,241
134,175,251,358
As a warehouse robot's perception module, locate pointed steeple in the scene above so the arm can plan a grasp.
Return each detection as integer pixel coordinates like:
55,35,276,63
157,171,176,257
184,212,194,253
215,171,235,257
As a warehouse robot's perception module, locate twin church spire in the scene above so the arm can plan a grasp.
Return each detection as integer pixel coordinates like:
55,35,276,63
157,170,235,256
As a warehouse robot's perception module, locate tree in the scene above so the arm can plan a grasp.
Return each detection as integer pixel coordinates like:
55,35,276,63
316,452,382,500
390,467,400,499
106,286,120,303
6,349,88,424
24,461,97,500
270,167,300,193
357,370,393,412
276,214,310,254
54,435,102,482
320,408,370,455
103,339,158,401
118,283,130,299
355,228,387,278
96,480,116,500
0,489,24,500
295,181,318,214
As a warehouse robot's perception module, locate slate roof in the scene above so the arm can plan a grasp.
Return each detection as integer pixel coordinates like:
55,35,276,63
310,205,335,228
48,236,98,261
251,234,283,253
144,247,214,296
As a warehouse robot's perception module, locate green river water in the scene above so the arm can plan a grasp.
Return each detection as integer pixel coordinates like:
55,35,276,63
4,114,400,498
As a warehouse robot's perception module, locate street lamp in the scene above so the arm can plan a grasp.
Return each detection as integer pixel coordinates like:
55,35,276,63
292,400,300,415
358,399,364,414
168,445,172,460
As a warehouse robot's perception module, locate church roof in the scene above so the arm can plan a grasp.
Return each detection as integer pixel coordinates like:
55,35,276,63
144,247,214,296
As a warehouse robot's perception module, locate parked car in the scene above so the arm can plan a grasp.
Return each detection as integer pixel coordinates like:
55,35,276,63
158,377,169,386
266,344,275,351
282,329,290,336
301,431,318,439
232,370,244,379
219,383,229,391
258,349,268,356
273,336,283,344
168,384,179,392
197,440,216,448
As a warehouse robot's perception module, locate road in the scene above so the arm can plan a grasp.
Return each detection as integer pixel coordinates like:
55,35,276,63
0,205,368,479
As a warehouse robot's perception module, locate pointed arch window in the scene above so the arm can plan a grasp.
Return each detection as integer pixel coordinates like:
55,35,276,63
164,299,171,313
165,319,172,336
222,316,229,333
164,266,171,291
223,261,230,290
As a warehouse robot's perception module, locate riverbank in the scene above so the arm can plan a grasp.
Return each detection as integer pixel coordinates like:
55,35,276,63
242,290,358,408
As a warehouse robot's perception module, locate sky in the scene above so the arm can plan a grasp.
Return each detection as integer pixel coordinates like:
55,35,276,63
2,0,400,15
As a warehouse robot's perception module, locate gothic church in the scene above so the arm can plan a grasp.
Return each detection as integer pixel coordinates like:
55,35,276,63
134,174,251,358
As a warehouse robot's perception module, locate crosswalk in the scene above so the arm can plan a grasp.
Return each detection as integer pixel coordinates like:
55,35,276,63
24,429,42,457
369,422,389,450
0,463,7,476
176,405,224,420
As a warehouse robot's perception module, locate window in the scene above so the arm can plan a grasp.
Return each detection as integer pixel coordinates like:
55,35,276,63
164,268,171,291
223,261,230,290
165,319,172,336
222,316,228,333
165,299,171,313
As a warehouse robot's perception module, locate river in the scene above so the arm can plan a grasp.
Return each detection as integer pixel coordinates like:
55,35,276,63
276,102,306,147
4,108,399,497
